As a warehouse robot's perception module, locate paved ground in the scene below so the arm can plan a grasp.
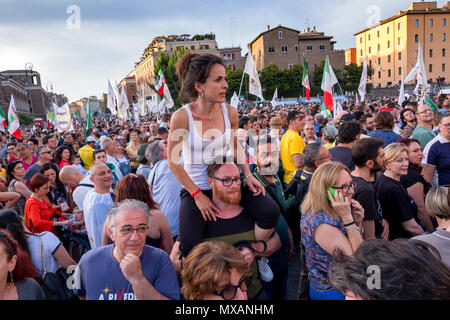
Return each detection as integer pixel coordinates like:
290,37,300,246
286,249,301,300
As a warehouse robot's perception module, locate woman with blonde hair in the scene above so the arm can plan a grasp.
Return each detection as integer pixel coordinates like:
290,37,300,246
411,186,450,267
181,241,250,300
300,161,364,300
374,143,424,240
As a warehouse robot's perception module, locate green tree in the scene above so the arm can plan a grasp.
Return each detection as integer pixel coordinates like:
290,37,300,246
342,63,374,94
284,64,303,98
18,114,33,126
225,67,249,100
152,47,188,109
260,63,282,100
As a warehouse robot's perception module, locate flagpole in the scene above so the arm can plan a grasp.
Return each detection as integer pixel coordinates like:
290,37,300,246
238,70,245,98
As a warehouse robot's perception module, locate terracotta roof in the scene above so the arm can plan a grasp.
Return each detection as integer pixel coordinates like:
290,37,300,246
248,25,301,47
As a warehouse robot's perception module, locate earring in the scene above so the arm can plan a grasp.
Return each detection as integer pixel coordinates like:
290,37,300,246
201,91,204,98
8,271,13,283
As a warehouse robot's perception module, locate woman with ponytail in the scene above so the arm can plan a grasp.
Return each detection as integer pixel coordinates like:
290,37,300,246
167,53,280,258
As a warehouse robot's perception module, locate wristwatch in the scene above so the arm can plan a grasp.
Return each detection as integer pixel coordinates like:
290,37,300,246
345,224,364,234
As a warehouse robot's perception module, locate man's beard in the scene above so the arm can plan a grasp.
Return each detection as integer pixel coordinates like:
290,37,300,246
213,185,242,205
258,161,279,176
370,160,383,175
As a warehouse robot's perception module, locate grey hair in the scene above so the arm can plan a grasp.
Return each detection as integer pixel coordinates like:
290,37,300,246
35,145,48,158
89,162,108,177
108,199,150,229
321,124,338,140
17,142,29,150
100,137,113,150
145,140,163,165
314,113,324,124
302,142,322,168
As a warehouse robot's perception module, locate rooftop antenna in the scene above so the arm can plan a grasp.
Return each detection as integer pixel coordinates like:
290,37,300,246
230,21,237,47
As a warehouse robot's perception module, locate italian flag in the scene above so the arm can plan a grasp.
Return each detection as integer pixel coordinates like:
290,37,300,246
320,102,331,117
425,94,438,112
45,108,55,128
8,95,21,139
302,56,310,101
75,111,87,139
87,98,92,130
0,108,7,132
154,69,165,95
321,55,338,112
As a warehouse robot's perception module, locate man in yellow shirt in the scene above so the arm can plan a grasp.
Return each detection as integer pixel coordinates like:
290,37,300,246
78,136,97,170
280,110,306,184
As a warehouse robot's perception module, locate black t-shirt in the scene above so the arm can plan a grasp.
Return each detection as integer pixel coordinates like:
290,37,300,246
374,174,419,240
329,146,354,171
352,175,383,238
400,167,431,195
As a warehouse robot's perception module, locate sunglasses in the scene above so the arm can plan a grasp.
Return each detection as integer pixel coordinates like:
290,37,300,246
214,275,251,300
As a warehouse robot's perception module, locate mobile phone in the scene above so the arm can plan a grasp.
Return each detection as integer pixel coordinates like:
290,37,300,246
326,187,335,200
326,187,346,201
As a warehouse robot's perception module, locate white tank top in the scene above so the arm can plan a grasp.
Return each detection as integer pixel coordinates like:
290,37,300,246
181,103,232,190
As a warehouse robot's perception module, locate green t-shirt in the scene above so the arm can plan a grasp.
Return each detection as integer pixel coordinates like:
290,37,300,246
412,125,436,149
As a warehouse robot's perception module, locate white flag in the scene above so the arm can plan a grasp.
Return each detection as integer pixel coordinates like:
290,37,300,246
334,101,343,120
117,87,129,120
271,88,278,108
54,103,74,132
133,103,140,123
230,92,239,109
398,60,405,106
163,83,174,109
358,56,368,102
244,53,264,101
107,79,117,115
405,42,429,103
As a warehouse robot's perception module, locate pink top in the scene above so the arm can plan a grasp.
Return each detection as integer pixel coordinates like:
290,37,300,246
20,154,37,172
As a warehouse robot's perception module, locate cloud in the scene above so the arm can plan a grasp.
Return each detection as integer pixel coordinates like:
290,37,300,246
1,0,446,102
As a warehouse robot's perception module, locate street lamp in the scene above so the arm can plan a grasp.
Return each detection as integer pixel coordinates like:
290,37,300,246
24,62,34,118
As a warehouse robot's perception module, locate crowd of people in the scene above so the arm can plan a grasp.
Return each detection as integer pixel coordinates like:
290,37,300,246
0,53,449,301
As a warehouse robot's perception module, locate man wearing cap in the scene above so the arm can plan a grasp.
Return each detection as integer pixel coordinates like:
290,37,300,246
136,143,151,180
78,136,97,170
269,117,284,151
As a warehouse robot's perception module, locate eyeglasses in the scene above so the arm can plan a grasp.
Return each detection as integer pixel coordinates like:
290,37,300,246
40,151,52,155
116,225,148,236
214,275,251,300
332,181,355,194
440,123,450,128
319,154,332,161
211,176,244,187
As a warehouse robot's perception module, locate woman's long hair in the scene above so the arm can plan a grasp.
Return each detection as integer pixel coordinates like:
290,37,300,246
115,174,158,210
6,160,22,187
0,233,37,283
40,162,66,203
0,209,29,253
300,161,351,220
54,146,74,167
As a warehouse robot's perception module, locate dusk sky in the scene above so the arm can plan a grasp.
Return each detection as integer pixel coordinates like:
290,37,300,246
1,0,446,101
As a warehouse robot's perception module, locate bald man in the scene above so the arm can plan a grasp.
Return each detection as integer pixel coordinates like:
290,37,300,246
59,166,94,210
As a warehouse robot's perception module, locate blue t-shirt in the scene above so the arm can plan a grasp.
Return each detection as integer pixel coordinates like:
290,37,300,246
73,244,180,300
367,129,402,147
424,135,450,185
